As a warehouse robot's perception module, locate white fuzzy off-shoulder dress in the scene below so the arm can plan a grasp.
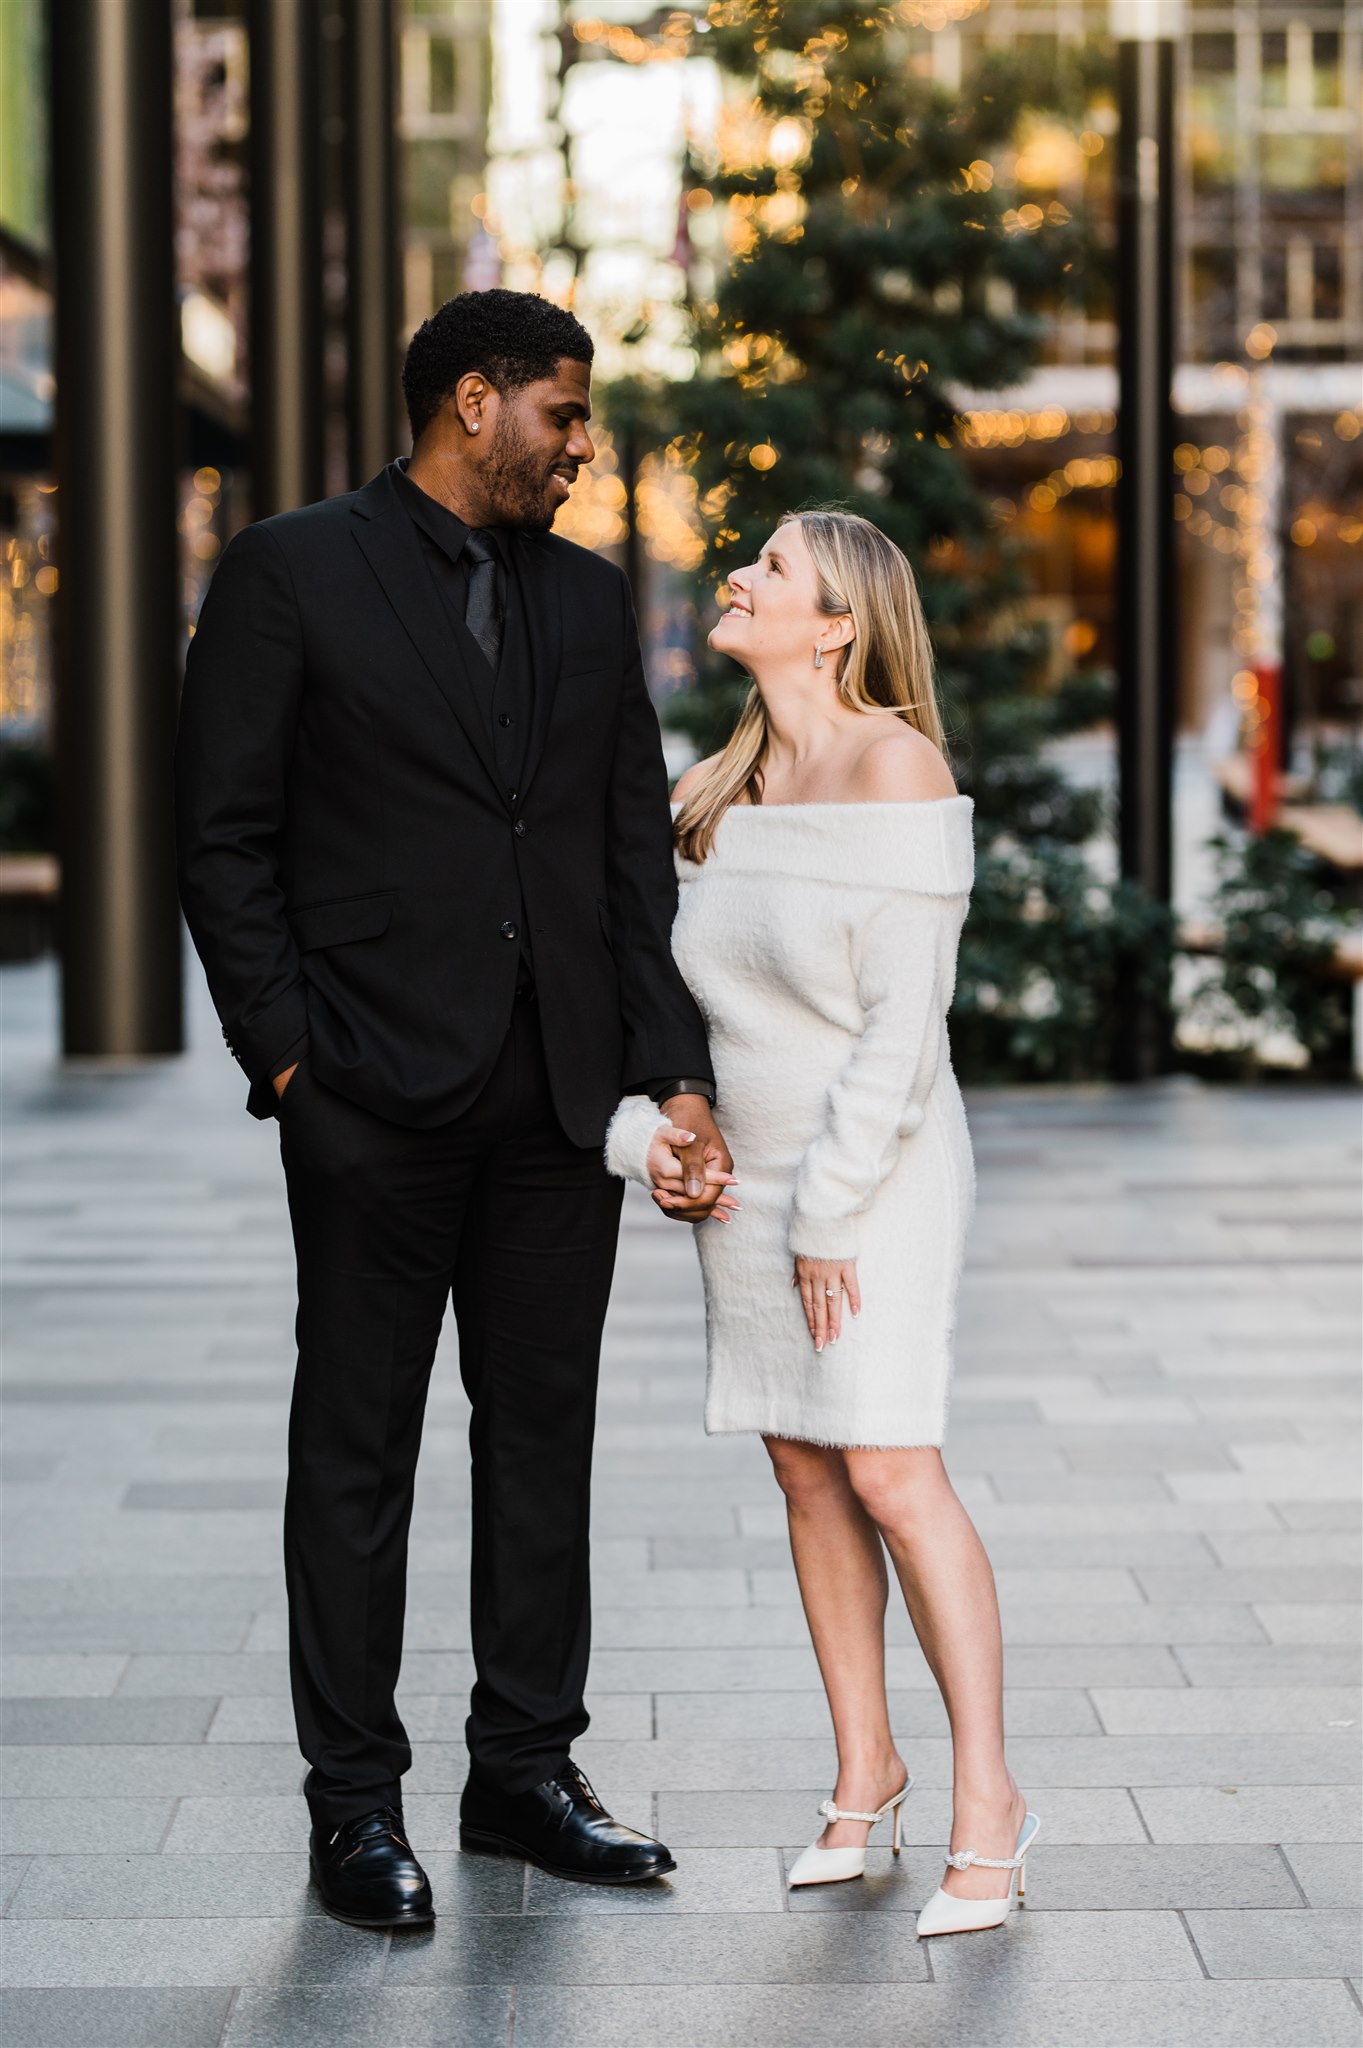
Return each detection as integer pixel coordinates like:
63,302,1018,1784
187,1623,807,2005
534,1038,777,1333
607,798,976,1449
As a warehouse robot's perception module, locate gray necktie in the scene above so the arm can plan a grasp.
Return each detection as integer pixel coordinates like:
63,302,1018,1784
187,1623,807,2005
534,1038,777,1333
463,529,503,672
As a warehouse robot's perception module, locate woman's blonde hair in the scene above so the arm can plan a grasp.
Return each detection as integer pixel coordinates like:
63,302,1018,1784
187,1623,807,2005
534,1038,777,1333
674,508,945,862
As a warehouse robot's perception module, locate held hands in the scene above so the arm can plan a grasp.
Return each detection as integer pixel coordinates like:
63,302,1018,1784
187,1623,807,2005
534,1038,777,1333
648,1096,739,1225
793,1255,861,1351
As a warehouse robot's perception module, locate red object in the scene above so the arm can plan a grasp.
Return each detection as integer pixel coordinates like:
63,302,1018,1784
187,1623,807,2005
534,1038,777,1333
1249,660,1282,832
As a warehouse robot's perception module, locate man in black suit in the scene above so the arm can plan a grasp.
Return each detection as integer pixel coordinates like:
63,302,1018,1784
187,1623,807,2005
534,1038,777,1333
175,290,729,1927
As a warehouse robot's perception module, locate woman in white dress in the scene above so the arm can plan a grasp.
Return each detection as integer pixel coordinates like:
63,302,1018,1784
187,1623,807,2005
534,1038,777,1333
607,509,1036,1937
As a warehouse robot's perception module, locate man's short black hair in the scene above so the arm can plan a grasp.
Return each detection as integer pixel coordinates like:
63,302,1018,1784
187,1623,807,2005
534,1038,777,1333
401,289,595,443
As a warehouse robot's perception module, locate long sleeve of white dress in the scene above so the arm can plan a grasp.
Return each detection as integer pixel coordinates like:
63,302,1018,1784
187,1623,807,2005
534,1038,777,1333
788,891,954,1260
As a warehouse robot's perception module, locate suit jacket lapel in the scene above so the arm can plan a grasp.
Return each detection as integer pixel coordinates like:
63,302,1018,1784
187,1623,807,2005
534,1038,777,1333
349,470,504,802
514,530,563,808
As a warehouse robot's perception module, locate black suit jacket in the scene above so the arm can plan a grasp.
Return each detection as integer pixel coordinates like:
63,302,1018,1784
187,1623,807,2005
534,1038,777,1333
173,467,711,1143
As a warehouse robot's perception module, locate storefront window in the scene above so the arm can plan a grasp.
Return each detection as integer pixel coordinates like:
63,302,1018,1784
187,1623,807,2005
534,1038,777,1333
1189,35,1237,193
1312,30,1342,108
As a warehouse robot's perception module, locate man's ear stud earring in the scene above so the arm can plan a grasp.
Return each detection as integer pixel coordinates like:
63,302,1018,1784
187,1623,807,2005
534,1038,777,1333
813,644,824,668
470,422,480,433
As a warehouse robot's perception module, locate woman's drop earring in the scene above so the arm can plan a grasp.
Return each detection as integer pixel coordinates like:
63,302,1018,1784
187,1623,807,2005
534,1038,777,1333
813,643,825,669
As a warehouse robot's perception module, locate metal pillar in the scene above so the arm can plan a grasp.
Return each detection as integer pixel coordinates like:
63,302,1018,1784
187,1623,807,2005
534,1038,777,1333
50,0,183,1058
248,0,325,515
343,0,400,483
1114,12,1179,1078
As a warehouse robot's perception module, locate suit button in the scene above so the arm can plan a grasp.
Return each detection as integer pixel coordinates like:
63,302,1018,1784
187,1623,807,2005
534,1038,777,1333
500,920,518,940
514,820,526,838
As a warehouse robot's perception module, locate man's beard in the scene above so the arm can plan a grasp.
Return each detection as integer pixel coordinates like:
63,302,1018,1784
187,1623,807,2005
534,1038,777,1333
481,410,558,532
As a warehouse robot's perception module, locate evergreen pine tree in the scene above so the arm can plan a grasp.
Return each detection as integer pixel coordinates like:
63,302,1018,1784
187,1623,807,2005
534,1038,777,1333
608,1,1171,1079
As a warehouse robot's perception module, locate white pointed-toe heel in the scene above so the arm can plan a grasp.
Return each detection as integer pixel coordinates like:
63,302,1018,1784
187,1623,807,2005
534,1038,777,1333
786,1776,913,1889
915,1811,1040,1936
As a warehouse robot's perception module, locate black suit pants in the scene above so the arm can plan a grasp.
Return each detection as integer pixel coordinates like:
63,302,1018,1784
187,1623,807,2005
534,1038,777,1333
278,994,623,1829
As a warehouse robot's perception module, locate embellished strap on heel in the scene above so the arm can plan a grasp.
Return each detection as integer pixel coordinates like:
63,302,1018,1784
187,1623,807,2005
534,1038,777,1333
943,1846,1024,1871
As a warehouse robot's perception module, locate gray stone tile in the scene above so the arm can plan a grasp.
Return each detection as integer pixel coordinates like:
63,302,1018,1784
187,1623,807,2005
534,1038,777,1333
1000,1843,1302,1910
0,1615,252,1656
1279,1500,1363,1531
0,1989,234,2047
1207,1531,1362,1569
384,1911,930,1984
222,1987,514,2048
926,1907,1201,1981
1000,1603,1264,1645
1282,1843,1363,1909
121,1480,284,1511
0,1575,277,1619
1256,1603,1363,1645
0,1916,383,1987
0,1857,31,1913
117,1653,290,1696
991,1471,1171,1502
655,1688,1099,1740
1186,1907,1363,1979
0,1698,218,1746
1003,1731,1359,1788
1134,1785,1362,1844
1001,1646,1192,1688
7,1851,521,1920
0,1658,128,1699
1,1746,304,1799
508,1980,1363,2046
1174,1645,1363,1687
1137,1568,1363,1606
523,1847,782,1915
1090,1687,1361,1735
0,1801,177,1856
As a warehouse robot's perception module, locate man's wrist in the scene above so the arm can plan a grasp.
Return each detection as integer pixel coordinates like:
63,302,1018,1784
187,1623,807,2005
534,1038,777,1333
649,1075,715,1109
660,1090,712,1119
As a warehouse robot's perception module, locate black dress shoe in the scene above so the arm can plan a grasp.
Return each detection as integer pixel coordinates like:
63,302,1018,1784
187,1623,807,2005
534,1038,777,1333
309,1807,435,1928
460,1760,676,1886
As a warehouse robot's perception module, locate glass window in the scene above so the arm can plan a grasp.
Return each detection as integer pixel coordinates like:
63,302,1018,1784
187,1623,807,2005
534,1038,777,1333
428,36,458,117
1190,32,1235,76
1313,31,1342,108
1189,244,1238,355
405,140,460,231
1260,31,1288,109
1261,246,1288,322
1261,133,1349,194
1315,243,1342,322
431,247,461,308
1189,35,1238,194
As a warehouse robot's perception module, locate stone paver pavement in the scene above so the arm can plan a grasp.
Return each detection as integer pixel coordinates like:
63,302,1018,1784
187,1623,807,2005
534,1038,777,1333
1,957,1360,2047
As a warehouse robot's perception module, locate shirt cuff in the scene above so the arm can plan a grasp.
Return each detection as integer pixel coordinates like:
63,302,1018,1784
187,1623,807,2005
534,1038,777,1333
270,1034,310,1081
643,1076,716,1107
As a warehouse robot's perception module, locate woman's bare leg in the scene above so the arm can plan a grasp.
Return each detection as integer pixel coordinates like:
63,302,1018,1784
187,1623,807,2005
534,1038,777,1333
843,1446,1024,1900
764,1435,907,1850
